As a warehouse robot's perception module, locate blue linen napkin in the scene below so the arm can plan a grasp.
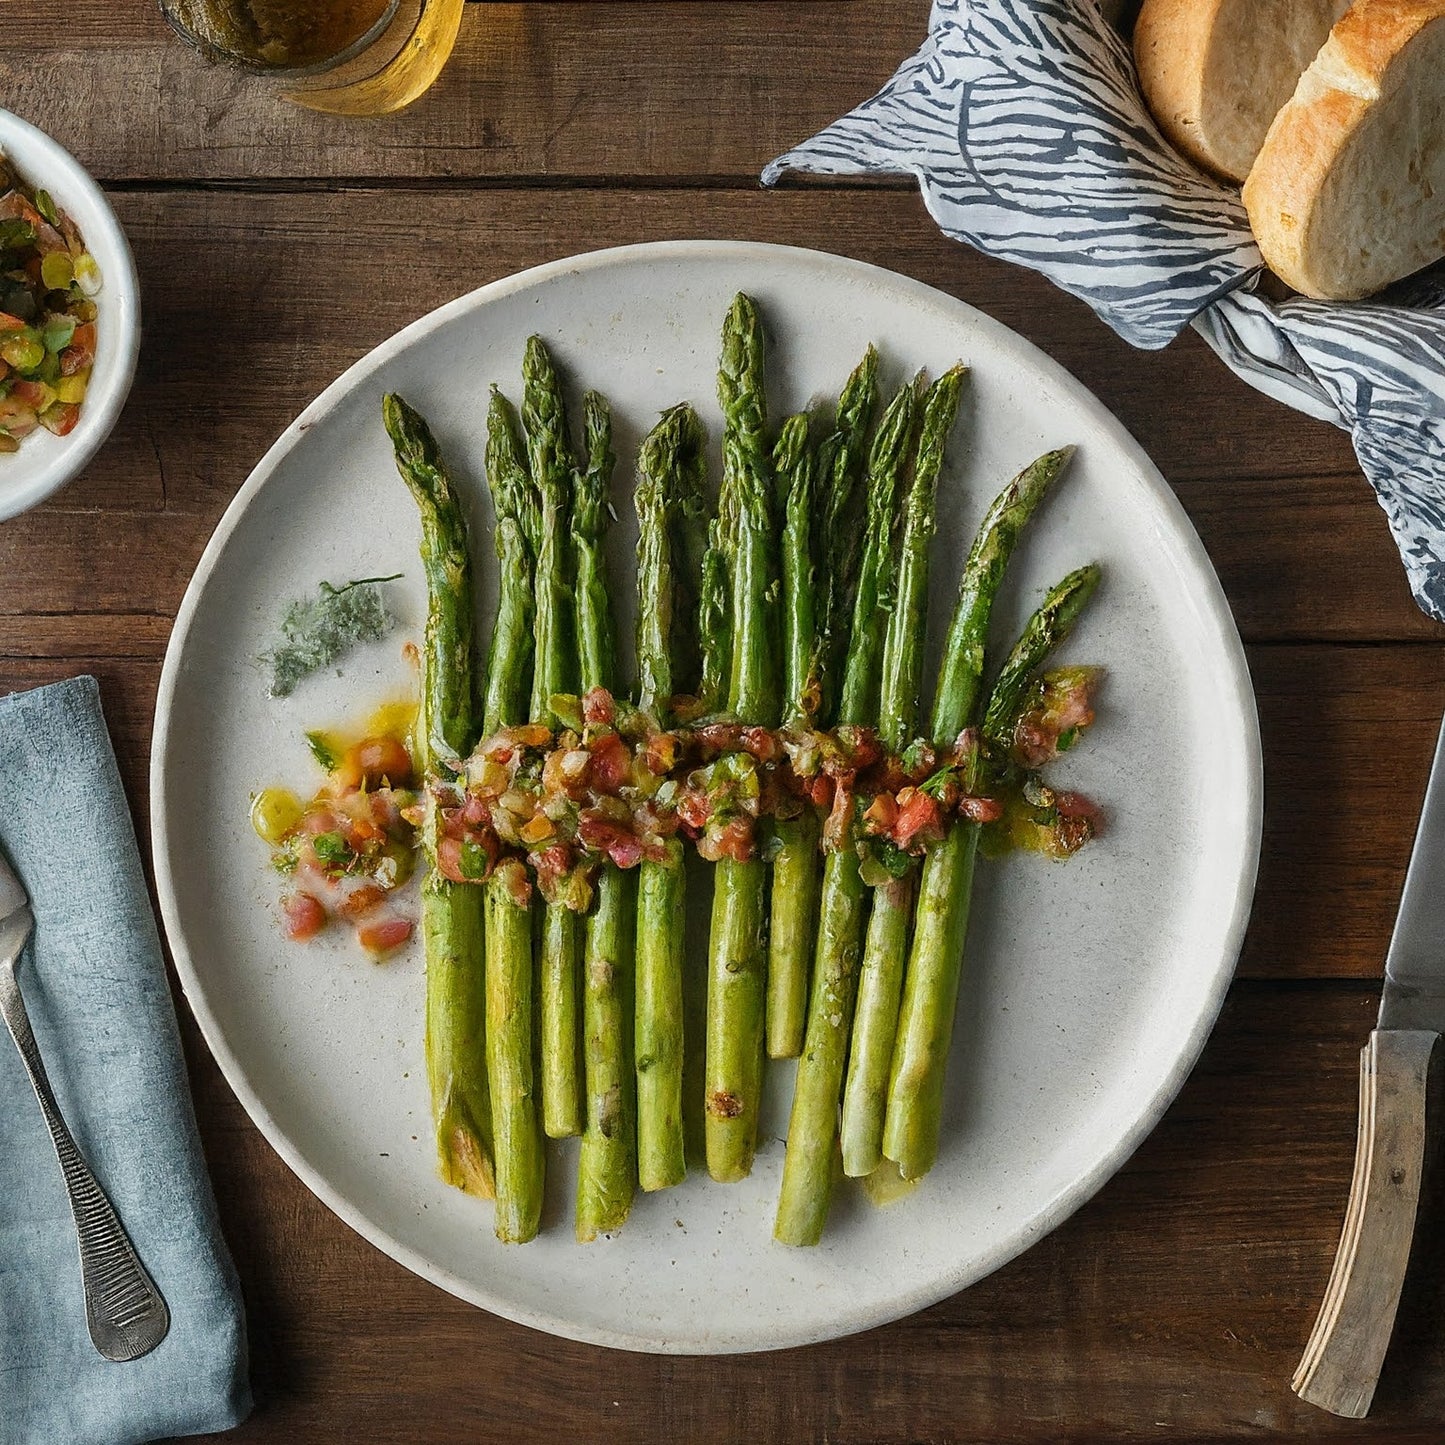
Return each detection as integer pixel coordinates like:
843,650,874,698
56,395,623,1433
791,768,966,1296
764,0,1445,621
0,676,251,1445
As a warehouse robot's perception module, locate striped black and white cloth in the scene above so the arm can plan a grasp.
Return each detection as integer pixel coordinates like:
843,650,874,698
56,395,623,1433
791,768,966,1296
763,0,1445,622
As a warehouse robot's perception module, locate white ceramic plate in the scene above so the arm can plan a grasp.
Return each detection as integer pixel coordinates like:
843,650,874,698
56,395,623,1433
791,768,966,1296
152,241,1261,1354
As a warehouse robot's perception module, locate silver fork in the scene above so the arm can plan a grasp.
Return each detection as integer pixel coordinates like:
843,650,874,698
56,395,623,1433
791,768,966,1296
0,854,170,1362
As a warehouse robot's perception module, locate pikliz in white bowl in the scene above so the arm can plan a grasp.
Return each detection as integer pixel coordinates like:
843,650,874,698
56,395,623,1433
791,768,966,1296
0,109,140,522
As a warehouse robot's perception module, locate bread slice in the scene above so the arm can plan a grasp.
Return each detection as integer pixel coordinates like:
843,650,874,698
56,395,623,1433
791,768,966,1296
1244,1,1445,299
1134,0,1349,181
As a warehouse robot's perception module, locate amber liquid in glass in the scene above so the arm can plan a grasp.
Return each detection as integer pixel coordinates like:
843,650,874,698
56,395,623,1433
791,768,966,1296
161,0,397,72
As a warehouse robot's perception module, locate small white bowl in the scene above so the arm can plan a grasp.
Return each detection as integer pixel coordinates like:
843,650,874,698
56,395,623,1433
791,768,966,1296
0,110,140,521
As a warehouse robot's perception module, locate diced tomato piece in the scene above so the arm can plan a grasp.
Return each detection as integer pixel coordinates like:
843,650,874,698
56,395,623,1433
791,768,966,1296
862,793,899,834
460,792,489,828
712,817,754,863
60,322,95,375
336,883,386,921
437,836,468,883
894,790,944,849
300,807,341,835
822,782,854,852
582,686,616,726
0,311,25,331
958,794,1004,825
281,891,327,941
1054,790,1103,826
809,774,833,810
368,789,404,832
577,814,614,850
833,724,883,772
357,915,413,956
607,834,645,869
38,402,79,437
531,843,573,890
10,379,52,410
694,722,742,756
676,788,711,832
337,735,413,791
589,732,631,794
643,731,677,775
491,858,529,908
740,726,780,764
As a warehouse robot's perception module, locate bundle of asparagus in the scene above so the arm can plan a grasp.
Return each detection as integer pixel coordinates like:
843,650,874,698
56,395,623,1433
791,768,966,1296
380,293,1105,1247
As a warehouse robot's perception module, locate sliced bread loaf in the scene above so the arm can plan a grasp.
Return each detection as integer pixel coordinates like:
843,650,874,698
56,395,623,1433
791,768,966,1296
1135,0,1349,181
1244,0,1445,299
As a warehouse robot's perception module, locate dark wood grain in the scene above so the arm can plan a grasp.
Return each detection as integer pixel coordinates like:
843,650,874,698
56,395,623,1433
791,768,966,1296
3,1,1445,1438
4,2,910,184
165,980,1445,1442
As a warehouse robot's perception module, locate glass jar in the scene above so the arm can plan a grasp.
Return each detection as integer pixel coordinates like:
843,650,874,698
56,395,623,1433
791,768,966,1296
159,0,401,74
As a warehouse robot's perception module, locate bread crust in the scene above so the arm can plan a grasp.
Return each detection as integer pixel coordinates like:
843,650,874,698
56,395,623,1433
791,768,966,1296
1135,0,1347,182
1243,0,1445,299
1134,0,1228,177
1328,0,1445,78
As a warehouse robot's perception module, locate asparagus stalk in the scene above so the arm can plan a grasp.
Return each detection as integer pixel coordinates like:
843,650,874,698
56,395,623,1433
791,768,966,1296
480,387,546,1242
697,517,731,714
766,413,820,1059
881,450,1080,1182
841,364,967,1178
572,392,617,697
980,566,1101,752
481,388,539,733
705,294,780,1183
634,404,706,1191
383,394,493,1202
572,393,640,1241
522,336,584,1140
813,348,880,724
764,350,877,1063
774,376,920,1245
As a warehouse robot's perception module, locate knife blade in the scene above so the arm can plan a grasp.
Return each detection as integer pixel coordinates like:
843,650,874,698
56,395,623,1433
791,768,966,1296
1294,711,1445,1419
1381,715,1445,1031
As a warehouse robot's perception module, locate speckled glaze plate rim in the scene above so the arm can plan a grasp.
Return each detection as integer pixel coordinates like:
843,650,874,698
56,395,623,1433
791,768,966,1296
151,239,1263,1354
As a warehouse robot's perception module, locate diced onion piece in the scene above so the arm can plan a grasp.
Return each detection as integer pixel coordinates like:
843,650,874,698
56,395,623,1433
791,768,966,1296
72,252,102,296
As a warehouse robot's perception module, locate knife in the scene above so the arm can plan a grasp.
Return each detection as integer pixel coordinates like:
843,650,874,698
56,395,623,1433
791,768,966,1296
1293,713,1445,1417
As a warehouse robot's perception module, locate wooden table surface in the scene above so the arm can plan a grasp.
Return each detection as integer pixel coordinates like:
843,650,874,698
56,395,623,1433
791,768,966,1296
6,3,1445,1440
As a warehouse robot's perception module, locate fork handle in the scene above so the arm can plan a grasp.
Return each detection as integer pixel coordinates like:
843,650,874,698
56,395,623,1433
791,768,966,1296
0,947,170,1362
1293,1029,1437,1418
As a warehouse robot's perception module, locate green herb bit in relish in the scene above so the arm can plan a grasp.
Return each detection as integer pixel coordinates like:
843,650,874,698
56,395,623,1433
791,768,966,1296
0,153,101,454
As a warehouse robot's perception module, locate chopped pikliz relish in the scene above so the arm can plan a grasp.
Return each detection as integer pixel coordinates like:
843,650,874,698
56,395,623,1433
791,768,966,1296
258,672,1102,955
0,154,101,452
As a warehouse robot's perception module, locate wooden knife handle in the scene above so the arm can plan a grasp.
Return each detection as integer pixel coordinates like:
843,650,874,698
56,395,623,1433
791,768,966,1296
1293,1029,1438,1418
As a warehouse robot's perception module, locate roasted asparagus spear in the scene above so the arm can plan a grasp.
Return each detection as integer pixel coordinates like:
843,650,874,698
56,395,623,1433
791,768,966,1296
704,294,781,1183
481,386,548,1243
882,451,1080,1181
383,393,493,1202
840,364,967,1178
573,391,639,1242
522,337,585,1141
634,403,708,1192
774,375,921,1245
